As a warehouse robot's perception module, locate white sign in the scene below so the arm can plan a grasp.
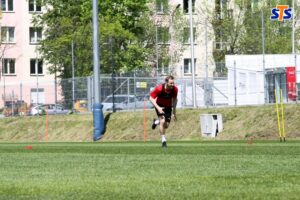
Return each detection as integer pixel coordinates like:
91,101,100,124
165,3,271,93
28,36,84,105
136,82,147,88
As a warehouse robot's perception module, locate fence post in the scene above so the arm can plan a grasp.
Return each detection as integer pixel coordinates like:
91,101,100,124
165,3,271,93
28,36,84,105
127,77,130,109
295,54,298,104
20,82,22,102
54,77,57,108
134,71,136,111
234,60,237,106
11,91,14,117
87,76,93,112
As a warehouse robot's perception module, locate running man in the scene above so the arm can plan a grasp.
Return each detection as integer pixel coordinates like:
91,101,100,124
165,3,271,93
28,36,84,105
149,75,178,147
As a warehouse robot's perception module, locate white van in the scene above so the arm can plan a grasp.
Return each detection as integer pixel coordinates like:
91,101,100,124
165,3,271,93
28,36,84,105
102,95,152,111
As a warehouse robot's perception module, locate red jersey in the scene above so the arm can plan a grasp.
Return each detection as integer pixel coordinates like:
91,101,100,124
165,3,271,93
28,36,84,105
150,84,178,107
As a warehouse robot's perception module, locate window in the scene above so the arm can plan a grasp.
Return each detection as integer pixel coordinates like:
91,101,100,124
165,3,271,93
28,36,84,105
29,0,41,12
1,27,15,43
30,59,43,75
29,27,42,44
158,59,170,75
183,0,195,13
157,27,170,44
156,0,168,13
1,0,13,12
2,58,15,75
183,27,196,44
184,58,196,74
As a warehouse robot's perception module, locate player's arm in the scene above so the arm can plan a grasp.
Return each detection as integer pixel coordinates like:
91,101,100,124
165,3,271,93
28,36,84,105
172,98,177,114
172,87,178,120
149,96,164,114
172,97,177,121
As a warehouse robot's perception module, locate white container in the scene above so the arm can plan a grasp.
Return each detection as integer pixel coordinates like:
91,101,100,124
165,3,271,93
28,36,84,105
200,114,223,137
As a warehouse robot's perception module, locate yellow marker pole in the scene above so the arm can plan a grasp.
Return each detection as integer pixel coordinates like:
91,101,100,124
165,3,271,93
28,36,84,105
280,89,286,142
275,90,282,142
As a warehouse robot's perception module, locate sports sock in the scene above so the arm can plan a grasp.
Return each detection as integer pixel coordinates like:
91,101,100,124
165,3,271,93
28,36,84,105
155,119,160,125
162,135,166,142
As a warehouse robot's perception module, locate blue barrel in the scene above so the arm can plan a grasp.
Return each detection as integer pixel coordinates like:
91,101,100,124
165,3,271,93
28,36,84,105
93,103,104,141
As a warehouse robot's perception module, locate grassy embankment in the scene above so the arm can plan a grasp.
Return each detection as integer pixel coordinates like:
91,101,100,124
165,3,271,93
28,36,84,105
0,104,300,142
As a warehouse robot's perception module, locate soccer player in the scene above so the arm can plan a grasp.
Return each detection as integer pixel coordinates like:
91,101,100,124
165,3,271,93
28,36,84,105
149,75,178,147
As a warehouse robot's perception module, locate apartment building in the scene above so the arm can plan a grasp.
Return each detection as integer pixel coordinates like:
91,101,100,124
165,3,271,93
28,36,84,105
154,0,216,78
0,0,218,107
0,0,55,107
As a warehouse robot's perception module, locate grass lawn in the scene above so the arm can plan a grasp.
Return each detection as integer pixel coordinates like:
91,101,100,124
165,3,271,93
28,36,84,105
0,141,299,200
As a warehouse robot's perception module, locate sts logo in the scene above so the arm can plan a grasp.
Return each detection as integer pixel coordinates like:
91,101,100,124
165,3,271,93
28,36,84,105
271,5,292,21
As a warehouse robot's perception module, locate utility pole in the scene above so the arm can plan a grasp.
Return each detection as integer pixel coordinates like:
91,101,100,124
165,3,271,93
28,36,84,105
261,10,267,104
71,40,75,111
292,0,297,103
92,0,104,141
109,36,116,112
292,0,295,55
35,60,39,107
155,25,159,82
234,60,237,106
189,0,196,108
205,20,208,107
169,4,181,74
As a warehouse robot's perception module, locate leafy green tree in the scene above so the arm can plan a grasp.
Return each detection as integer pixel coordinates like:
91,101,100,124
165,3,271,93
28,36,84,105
34,0,154,79
34,0,186,79
211,0,299,74
33,0,185,105
148,0,186,75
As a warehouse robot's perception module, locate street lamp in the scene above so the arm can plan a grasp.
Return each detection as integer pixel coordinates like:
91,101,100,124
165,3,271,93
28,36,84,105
169,4,181,74
155,23,159,82
92,0,104,141
261,10,267,104
189,0,196,108
71,40,75,111
155,3,180,80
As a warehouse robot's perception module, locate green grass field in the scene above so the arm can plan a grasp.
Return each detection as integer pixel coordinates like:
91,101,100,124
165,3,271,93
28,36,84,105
0,141,299,200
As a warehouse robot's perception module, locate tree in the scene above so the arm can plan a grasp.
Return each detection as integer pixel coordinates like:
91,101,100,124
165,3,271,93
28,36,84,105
34,0,155,79
34,0,186,79
148,0,186,76
211,0,299,75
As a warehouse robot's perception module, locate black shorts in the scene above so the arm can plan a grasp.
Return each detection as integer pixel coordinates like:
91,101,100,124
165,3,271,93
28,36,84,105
155,105,172,123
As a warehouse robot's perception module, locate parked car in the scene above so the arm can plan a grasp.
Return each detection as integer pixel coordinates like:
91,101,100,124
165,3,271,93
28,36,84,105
30,104,71,116
102,94,152,111
30,104,46,116
43,104,72,115
102,95,129,111
135,94,153,109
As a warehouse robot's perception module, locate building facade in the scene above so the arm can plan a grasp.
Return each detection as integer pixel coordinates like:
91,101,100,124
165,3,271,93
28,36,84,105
226,54,300,105
0,0,219,108
0,0,55,107
154,0,216,78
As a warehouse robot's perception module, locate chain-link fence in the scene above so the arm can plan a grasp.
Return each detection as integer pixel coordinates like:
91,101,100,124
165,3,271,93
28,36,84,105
0,72,299,117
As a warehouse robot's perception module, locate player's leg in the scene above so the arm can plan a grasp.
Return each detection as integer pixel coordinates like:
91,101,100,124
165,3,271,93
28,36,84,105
158,115,166,135
152,106,162,130
161,107,172,147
